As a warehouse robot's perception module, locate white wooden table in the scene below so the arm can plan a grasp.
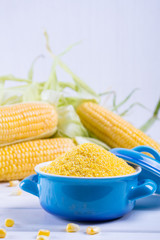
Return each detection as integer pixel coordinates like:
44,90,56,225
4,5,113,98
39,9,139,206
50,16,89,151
0,183,160,240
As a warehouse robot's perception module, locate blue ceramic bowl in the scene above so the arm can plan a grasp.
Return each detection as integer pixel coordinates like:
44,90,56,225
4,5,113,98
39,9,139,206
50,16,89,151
20,162,156,221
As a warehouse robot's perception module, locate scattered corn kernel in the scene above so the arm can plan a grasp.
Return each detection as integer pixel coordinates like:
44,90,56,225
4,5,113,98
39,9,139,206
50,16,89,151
5,218,14,227
41,143,135,177
66,223,80,233
11,189,22,196
37,230,50,237
0,228,6,238
36,236,48,240
9,180,19,187
86,226,100,235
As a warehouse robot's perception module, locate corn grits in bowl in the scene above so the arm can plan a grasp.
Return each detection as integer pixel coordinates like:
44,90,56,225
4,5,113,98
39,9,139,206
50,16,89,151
20,143,156,221
40,143,135,177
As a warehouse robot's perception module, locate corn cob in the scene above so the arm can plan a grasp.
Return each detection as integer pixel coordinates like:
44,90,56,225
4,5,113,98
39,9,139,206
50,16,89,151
0,102,58,147
0,138,75,181
77,102,160,152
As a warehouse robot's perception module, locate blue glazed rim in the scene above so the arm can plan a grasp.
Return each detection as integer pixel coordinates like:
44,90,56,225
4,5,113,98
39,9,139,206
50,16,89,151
35,161,141,183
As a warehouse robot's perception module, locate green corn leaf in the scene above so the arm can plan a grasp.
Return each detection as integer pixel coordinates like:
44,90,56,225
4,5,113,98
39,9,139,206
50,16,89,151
140,99,160,132
154,98,160,116
58,41,82,57
0,80,5,105
41,89,62,106
57,105,89,138
28,55,44,81
112,88,139,112
140,117,159,132
0,75,31,83
56,59,99,97
22,82,40,102
99,90,115,96
58,96,97,108
43,58,59,91
1,89,24,105
6,84,28,90
44,31,99,102
99,90,117,109
120,102,150,116
58,82,77,91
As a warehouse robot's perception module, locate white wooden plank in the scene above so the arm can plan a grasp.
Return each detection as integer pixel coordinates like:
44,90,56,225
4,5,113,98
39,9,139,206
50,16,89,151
1,207,160,232
2,231,160,240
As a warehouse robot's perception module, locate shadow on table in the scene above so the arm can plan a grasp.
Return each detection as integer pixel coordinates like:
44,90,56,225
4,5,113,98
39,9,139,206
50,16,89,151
134,194,160,210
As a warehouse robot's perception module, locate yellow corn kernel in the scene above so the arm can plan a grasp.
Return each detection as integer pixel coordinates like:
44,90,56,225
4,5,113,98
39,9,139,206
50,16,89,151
5,218,14,227
41,143,135,177
0,228,6,238
0,102,58,147
66,223,80,233
9,180,19,187
36,236,48,240
11,189,22,196
37,230,50,237
77,102,160,153
86,226,100,235
0,138,75,181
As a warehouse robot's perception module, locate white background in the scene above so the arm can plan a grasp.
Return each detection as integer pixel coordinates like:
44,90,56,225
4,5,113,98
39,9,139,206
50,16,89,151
0,0,159,140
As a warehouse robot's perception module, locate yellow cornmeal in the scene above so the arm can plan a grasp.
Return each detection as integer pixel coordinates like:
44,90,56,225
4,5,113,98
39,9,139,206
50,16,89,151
41,143,135,177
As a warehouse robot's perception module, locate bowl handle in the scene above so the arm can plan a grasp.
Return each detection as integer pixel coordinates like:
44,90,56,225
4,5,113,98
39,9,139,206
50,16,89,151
19,174,39,197
128,179,157,201
133,146,160,161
